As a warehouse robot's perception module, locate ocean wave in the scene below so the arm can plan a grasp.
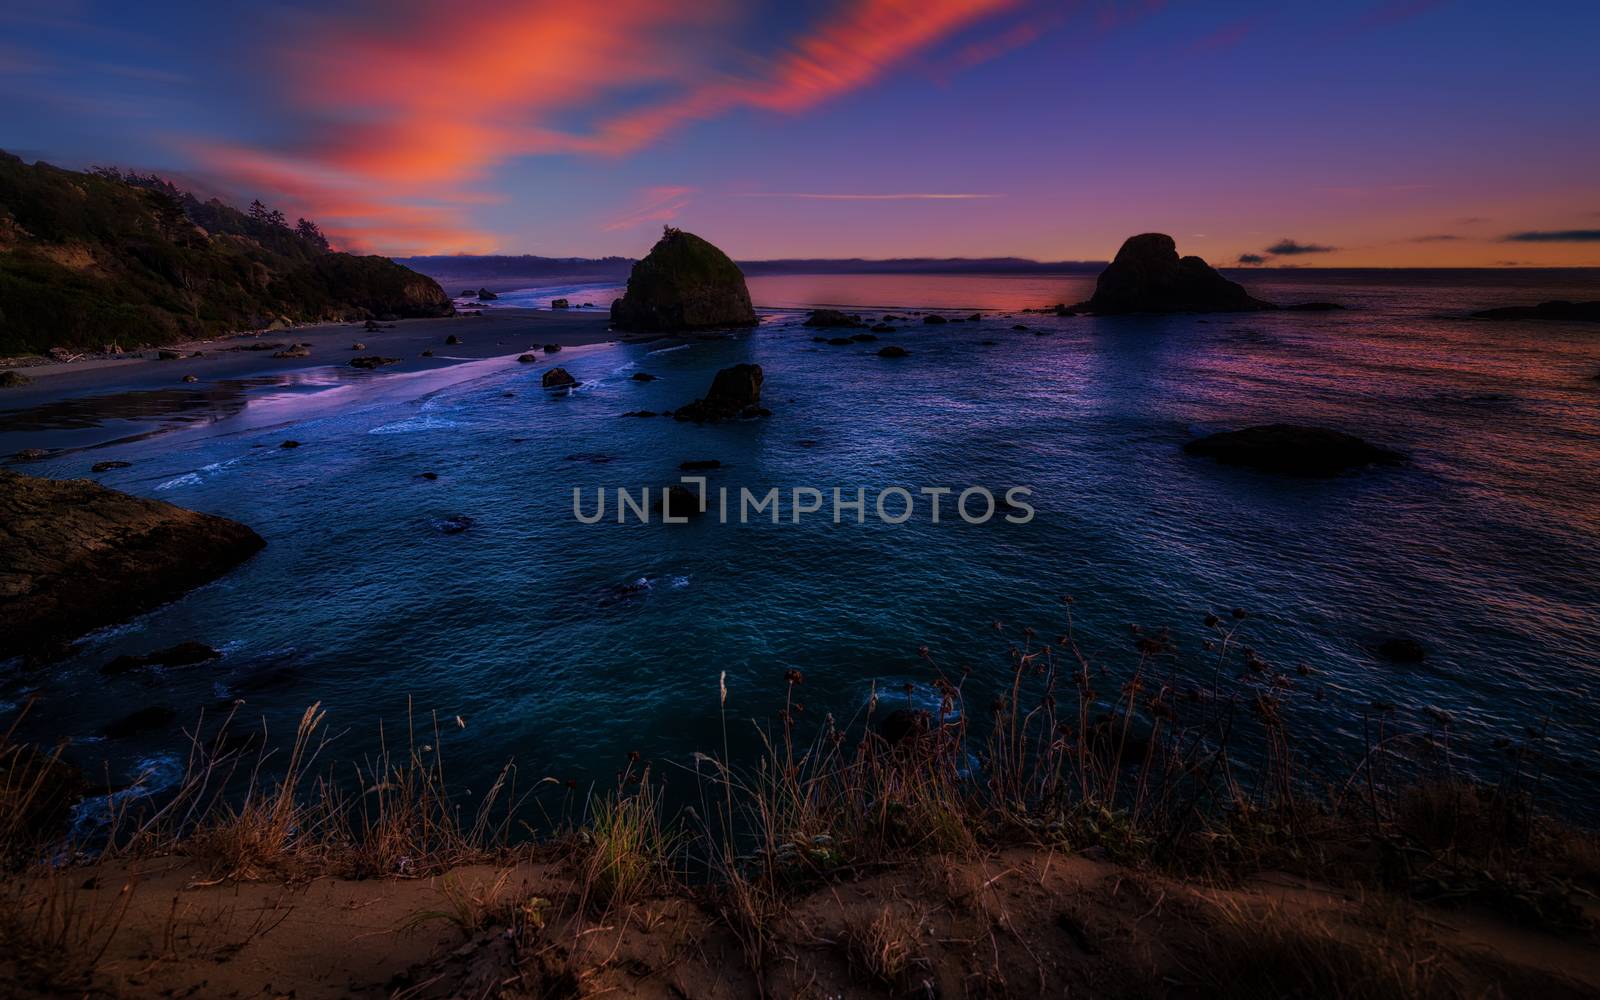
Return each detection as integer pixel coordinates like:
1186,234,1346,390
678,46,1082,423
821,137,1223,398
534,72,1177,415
647,343,691,354
155,472,202,491
368,414,462,435
68,752,185,845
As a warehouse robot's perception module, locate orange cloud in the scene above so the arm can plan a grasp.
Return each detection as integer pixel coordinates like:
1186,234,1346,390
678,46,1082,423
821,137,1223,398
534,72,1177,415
187,0,1021,253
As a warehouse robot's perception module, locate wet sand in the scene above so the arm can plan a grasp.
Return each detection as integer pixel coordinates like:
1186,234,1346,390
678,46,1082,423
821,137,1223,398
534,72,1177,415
0,308,665,460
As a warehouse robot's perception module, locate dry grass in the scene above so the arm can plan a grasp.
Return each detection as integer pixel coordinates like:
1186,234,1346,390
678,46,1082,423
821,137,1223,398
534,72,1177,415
841,903,927,989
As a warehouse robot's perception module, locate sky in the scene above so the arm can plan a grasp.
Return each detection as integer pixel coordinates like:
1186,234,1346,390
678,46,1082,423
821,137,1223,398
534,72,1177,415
3,0,1598,265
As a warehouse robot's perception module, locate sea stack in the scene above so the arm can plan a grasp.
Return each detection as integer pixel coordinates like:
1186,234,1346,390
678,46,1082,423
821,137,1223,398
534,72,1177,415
610,227,758,332
0,470,265,661
1077,233,1274,314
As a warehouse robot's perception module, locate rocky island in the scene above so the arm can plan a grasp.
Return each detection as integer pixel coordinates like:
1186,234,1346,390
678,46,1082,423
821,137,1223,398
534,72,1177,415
610,227,758,332
1075,233,1275,314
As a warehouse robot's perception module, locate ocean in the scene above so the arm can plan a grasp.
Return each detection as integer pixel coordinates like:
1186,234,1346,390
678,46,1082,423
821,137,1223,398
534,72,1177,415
5,269,1600,823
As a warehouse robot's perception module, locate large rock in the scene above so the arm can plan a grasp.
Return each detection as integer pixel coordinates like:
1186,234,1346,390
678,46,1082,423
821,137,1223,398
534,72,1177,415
610,228,758,332
1469,300,1600,322
0,471,265,662
672,363,767,423
542,367,578,389
1077,234,1274,314
1183,424,1404,477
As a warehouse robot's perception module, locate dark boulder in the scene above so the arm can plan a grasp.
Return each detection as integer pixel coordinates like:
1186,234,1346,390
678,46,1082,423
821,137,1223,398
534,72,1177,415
804,309,862,329
349,355,400,370
445,334,462,345
364,319,383,332
14,448,50,461
91,461,131,473
1184,424,1404,476
551,298,570,309
543,343,562,353
271,345,309,359
877,345,910,358
102,706,178,739
630,372,657,382
542,367,578,389
877,708,932,747
460,290,476,299
0,471,264,662
672,363,765,423
657,485,706,519
1470,300,1600,322
1376,636,1427,663
923,314,948,325
870,323,894,333
517,353,538,363
850,332,878,342
610,227,758,331
0,370,29,388
967,313,981,321
1076,234,1274,314
478,288,498,300
351,342,366,350
279,440,301,449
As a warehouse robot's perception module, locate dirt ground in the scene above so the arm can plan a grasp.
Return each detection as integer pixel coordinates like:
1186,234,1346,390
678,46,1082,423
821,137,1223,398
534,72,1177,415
5,846,1597,999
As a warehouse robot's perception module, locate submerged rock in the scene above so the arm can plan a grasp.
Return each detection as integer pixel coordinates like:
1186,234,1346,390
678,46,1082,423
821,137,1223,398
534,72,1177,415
349,355,400,370
0,370,30,388
0,470,264,662
804,309,863,329
1183,424,1404,477
1470,300,1600,322
445,334,462,345
271,345,309,359
103,640,221,676
542,367,578,389
1077,234,1274,314
610,227,758,332
877,708,933,747
877,345,910,358
432,515,474,535
923,314,948,325
91,460,131,473
672,363,766,423
826,337,854,346
630,372,657,382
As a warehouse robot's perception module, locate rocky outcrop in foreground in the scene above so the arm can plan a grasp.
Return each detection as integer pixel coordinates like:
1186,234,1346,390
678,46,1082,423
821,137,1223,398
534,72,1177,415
0,470,264,661
610,228,759,332
673,363,768,423
1470,300,1600,322
1184,425,1404,477
1076,234,1274,314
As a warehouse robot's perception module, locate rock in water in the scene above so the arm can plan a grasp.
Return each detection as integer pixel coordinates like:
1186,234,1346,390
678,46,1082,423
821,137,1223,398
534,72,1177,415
349,355,400,370
877,345,910,358
1469,300,1600,322
804,309,863,329
542,367,578,389
610,227,758,332
1183,424,1404,477
0,370,29,388
672,363,766,423
0,470,264,662
1077,233,1274,314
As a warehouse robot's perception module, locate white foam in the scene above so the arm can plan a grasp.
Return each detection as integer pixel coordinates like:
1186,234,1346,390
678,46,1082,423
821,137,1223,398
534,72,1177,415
368,414,462,435
155,472,202,491
647,343,691,354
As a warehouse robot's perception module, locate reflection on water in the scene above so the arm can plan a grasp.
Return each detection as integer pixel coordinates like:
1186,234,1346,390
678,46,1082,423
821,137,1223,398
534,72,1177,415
4,270,1600,825
0,373,353,434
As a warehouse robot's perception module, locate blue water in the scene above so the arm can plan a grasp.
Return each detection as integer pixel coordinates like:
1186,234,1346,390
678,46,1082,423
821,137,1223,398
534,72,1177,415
5,271,1600,819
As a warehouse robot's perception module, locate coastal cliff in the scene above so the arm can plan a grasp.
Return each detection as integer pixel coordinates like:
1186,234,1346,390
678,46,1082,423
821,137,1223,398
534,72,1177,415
0,470,264,662
0,153,453,356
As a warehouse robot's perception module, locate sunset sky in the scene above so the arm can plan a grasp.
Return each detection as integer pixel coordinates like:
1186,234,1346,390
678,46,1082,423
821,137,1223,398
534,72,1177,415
3,0,1598,265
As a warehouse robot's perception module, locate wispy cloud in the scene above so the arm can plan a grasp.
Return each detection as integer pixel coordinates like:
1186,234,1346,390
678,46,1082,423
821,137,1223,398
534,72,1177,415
1410,234,1460,242
179,0,1019,252
1265,238,1337,255
736,192,1002,201
603,186,696,231
1501,229,1600,243
1236,253,1266,265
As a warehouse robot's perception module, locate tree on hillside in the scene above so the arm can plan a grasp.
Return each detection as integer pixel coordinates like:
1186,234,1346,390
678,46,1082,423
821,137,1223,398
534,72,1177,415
248,199,269,223
265,208,287,229
295,217,329,250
